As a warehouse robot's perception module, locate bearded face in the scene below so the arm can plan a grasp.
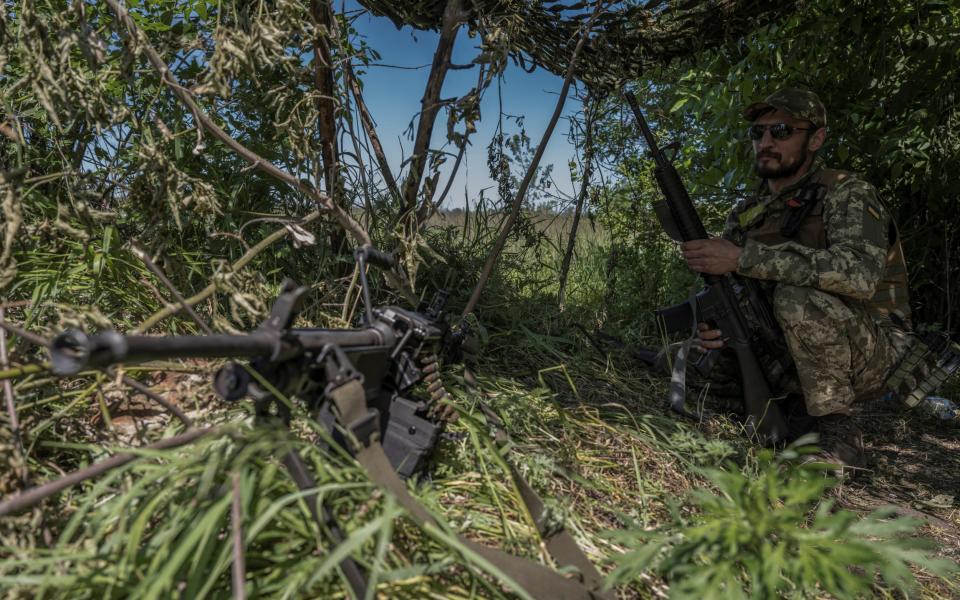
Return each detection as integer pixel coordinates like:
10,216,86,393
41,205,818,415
750,110,822,183
754,138,810,179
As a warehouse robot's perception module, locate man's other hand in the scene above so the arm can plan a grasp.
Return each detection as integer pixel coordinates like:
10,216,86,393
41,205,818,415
696,322,724,351
681,238,743,275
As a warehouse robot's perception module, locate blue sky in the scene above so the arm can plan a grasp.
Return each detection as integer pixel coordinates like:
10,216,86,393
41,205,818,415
346,7,584,209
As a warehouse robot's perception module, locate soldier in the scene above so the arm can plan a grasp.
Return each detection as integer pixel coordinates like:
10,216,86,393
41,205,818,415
680,87,912,473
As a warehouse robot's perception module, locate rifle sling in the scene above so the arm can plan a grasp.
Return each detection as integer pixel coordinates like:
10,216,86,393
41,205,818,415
668,290,703,420
475,401,610,595
328,380,611,600
279,449,369,599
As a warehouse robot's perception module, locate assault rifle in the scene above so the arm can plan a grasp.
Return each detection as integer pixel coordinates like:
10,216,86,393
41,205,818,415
45,246,611,599
624,91,790,445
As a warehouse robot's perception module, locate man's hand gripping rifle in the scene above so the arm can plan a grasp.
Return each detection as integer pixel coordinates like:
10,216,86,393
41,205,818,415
624,91,789,445
49,246,456,479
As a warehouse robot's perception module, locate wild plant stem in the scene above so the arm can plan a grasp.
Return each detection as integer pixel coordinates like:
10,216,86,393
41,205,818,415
231,471,247,600
0,307,28,486
462,8,598,317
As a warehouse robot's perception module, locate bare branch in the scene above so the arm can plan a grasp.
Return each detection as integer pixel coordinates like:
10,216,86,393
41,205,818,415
396,0,466,219
0,427,219,517
0,320,47,347
558,95,596,308
102,0,370,247
415,65,489,225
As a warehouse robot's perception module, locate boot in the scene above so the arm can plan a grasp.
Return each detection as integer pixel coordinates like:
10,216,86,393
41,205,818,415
804,413,866,476
782,393,817,442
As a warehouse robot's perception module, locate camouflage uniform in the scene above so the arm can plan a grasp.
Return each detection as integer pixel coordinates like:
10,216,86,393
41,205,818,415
727,88,912,417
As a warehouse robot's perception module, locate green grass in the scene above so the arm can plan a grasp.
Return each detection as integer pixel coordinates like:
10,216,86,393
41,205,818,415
1,204,957,599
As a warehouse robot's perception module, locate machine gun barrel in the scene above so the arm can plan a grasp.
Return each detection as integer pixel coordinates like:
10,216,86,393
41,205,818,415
50,328,388,376
45,275,453,484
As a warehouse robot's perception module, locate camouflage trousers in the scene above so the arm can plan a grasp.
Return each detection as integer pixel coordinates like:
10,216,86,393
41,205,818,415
772,284,910,416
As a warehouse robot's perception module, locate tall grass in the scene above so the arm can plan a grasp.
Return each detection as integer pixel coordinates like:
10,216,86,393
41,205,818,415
2,193,957,598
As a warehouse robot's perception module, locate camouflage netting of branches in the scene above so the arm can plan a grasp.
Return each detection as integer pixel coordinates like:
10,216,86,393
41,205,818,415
359,0,795,88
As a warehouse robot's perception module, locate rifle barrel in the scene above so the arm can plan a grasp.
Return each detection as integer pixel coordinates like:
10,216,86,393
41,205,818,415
624,91,709,242
624,91,667,169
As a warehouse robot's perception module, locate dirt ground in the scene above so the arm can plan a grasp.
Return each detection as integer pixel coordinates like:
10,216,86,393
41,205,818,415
843,398,960,554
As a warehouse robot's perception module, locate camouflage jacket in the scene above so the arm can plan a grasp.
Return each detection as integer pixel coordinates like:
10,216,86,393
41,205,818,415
723,162,891,302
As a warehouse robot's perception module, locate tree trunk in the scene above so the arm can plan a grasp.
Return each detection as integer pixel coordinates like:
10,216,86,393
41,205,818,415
310,0,345,256
558,96,595,309
395,0,464,225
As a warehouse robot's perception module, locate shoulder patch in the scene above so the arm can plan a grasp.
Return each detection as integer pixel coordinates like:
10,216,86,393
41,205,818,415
859,199,887,246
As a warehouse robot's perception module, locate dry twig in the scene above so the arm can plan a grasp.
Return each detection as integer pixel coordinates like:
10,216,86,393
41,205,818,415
0,427,219,517
462,5,601,317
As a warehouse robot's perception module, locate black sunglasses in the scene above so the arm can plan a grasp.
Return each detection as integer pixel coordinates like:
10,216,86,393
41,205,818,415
747,123,811,141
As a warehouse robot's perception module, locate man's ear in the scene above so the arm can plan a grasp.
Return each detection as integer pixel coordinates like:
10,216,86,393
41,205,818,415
808,127,827,152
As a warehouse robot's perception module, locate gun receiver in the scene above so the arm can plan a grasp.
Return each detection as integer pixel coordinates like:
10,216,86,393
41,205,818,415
624,91,789,445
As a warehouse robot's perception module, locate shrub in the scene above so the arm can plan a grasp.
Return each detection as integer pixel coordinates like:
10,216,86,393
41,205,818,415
606,440,957,599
